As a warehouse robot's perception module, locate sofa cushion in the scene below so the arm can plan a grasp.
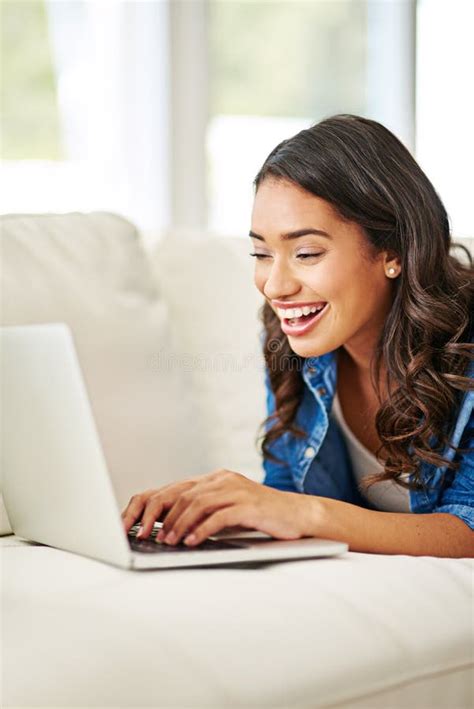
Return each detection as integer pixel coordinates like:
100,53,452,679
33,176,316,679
2,537,473,708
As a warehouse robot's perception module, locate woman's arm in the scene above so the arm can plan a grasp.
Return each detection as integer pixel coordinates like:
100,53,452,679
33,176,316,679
308,495,474,558
123,468,473,556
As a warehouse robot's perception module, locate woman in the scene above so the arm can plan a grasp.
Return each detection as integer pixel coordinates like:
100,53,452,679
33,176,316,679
122,114,474,557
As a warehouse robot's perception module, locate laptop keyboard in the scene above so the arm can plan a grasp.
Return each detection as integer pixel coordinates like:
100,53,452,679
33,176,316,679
128,523,250,553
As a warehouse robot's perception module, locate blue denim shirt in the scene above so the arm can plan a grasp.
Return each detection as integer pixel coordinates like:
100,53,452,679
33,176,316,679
261,340,474,531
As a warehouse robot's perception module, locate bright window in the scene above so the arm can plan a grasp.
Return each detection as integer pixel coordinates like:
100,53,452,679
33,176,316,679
207,0,368,236
1,0,170,234
1,0,62,160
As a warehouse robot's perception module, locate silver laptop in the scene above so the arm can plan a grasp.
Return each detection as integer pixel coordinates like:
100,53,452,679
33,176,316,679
0,323,348,570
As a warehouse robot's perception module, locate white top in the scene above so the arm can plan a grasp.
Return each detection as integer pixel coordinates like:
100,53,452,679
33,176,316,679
331,391,411,513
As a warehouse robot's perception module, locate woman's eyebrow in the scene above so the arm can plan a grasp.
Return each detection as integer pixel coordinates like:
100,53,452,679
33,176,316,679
249,228,332,241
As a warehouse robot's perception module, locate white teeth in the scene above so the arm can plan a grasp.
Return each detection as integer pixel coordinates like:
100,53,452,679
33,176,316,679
277,304,326,320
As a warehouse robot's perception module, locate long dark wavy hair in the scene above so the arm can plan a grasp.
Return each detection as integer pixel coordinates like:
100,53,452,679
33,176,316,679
254,114,474,492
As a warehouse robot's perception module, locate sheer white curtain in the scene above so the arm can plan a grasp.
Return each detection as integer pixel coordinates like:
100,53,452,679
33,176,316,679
366,0,416,151
47,0,171,233
416,0,474,238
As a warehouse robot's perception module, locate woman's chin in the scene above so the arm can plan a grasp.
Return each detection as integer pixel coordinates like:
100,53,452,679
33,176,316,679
288,340,328,358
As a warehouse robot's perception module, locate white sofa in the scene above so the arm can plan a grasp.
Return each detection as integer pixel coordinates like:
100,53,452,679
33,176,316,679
1,212,473,708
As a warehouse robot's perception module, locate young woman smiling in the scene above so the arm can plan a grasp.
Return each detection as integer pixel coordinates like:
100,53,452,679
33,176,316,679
122,115,474,558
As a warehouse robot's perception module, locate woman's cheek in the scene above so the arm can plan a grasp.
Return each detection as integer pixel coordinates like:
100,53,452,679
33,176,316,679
254,271,266,295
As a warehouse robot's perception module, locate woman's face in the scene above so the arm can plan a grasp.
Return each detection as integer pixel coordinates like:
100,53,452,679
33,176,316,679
250,178,399,364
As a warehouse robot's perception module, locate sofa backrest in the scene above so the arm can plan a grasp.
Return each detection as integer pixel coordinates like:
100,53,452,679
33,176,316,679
1,212,267,533
149,232,267,478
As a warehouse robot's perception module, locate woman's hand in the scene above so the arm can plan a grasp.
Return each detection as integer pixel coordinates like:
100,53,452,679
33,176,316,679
121,473,205,535
121,468,317,547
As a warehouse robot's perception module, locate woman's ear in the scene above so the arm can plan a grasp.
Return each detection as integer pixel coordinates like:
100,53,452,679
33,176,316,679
381,251,401,278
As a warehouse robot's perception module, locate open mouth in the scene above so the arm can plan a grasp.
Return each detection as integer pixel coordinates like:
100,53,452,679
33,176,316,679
281,302,329,336
287,310,320,326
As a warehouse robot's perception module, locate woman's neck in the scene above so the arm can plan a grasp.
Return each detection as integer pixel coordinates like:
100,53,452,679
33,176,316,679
337,346,389,399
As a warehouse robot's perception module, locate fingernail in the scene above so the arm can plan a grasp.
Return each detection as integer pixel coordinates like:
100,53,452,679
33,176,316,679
136,526,143,538
185,534,196,545
165,531,176,544
156,530,165,542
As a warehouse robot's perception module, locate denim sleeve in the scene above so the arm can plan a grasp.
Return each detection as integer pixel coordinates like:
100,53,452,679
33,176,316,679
261,365,298,493
433,405,474,530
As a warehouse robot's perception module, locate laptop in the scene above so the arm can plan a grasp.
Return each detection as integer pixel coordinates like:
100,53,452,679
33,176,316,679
0,323,348,570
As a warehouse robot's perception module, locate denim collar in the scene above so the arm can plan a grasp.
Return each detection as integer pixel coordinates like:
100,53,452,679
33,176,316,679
302,348,339,402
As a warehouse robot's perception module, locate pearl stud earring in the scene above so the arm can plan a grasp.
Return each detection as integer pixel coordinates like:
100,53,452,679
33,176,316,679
387,267,396,276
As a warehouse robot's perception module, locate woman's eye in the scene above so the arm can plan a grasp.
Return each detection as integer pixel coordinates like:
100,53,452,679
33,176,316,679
248,252,323,260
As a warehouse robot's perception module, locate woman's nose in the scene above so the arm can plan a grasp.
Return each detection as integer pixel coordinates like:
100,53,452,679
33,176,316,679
263,260,301,301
